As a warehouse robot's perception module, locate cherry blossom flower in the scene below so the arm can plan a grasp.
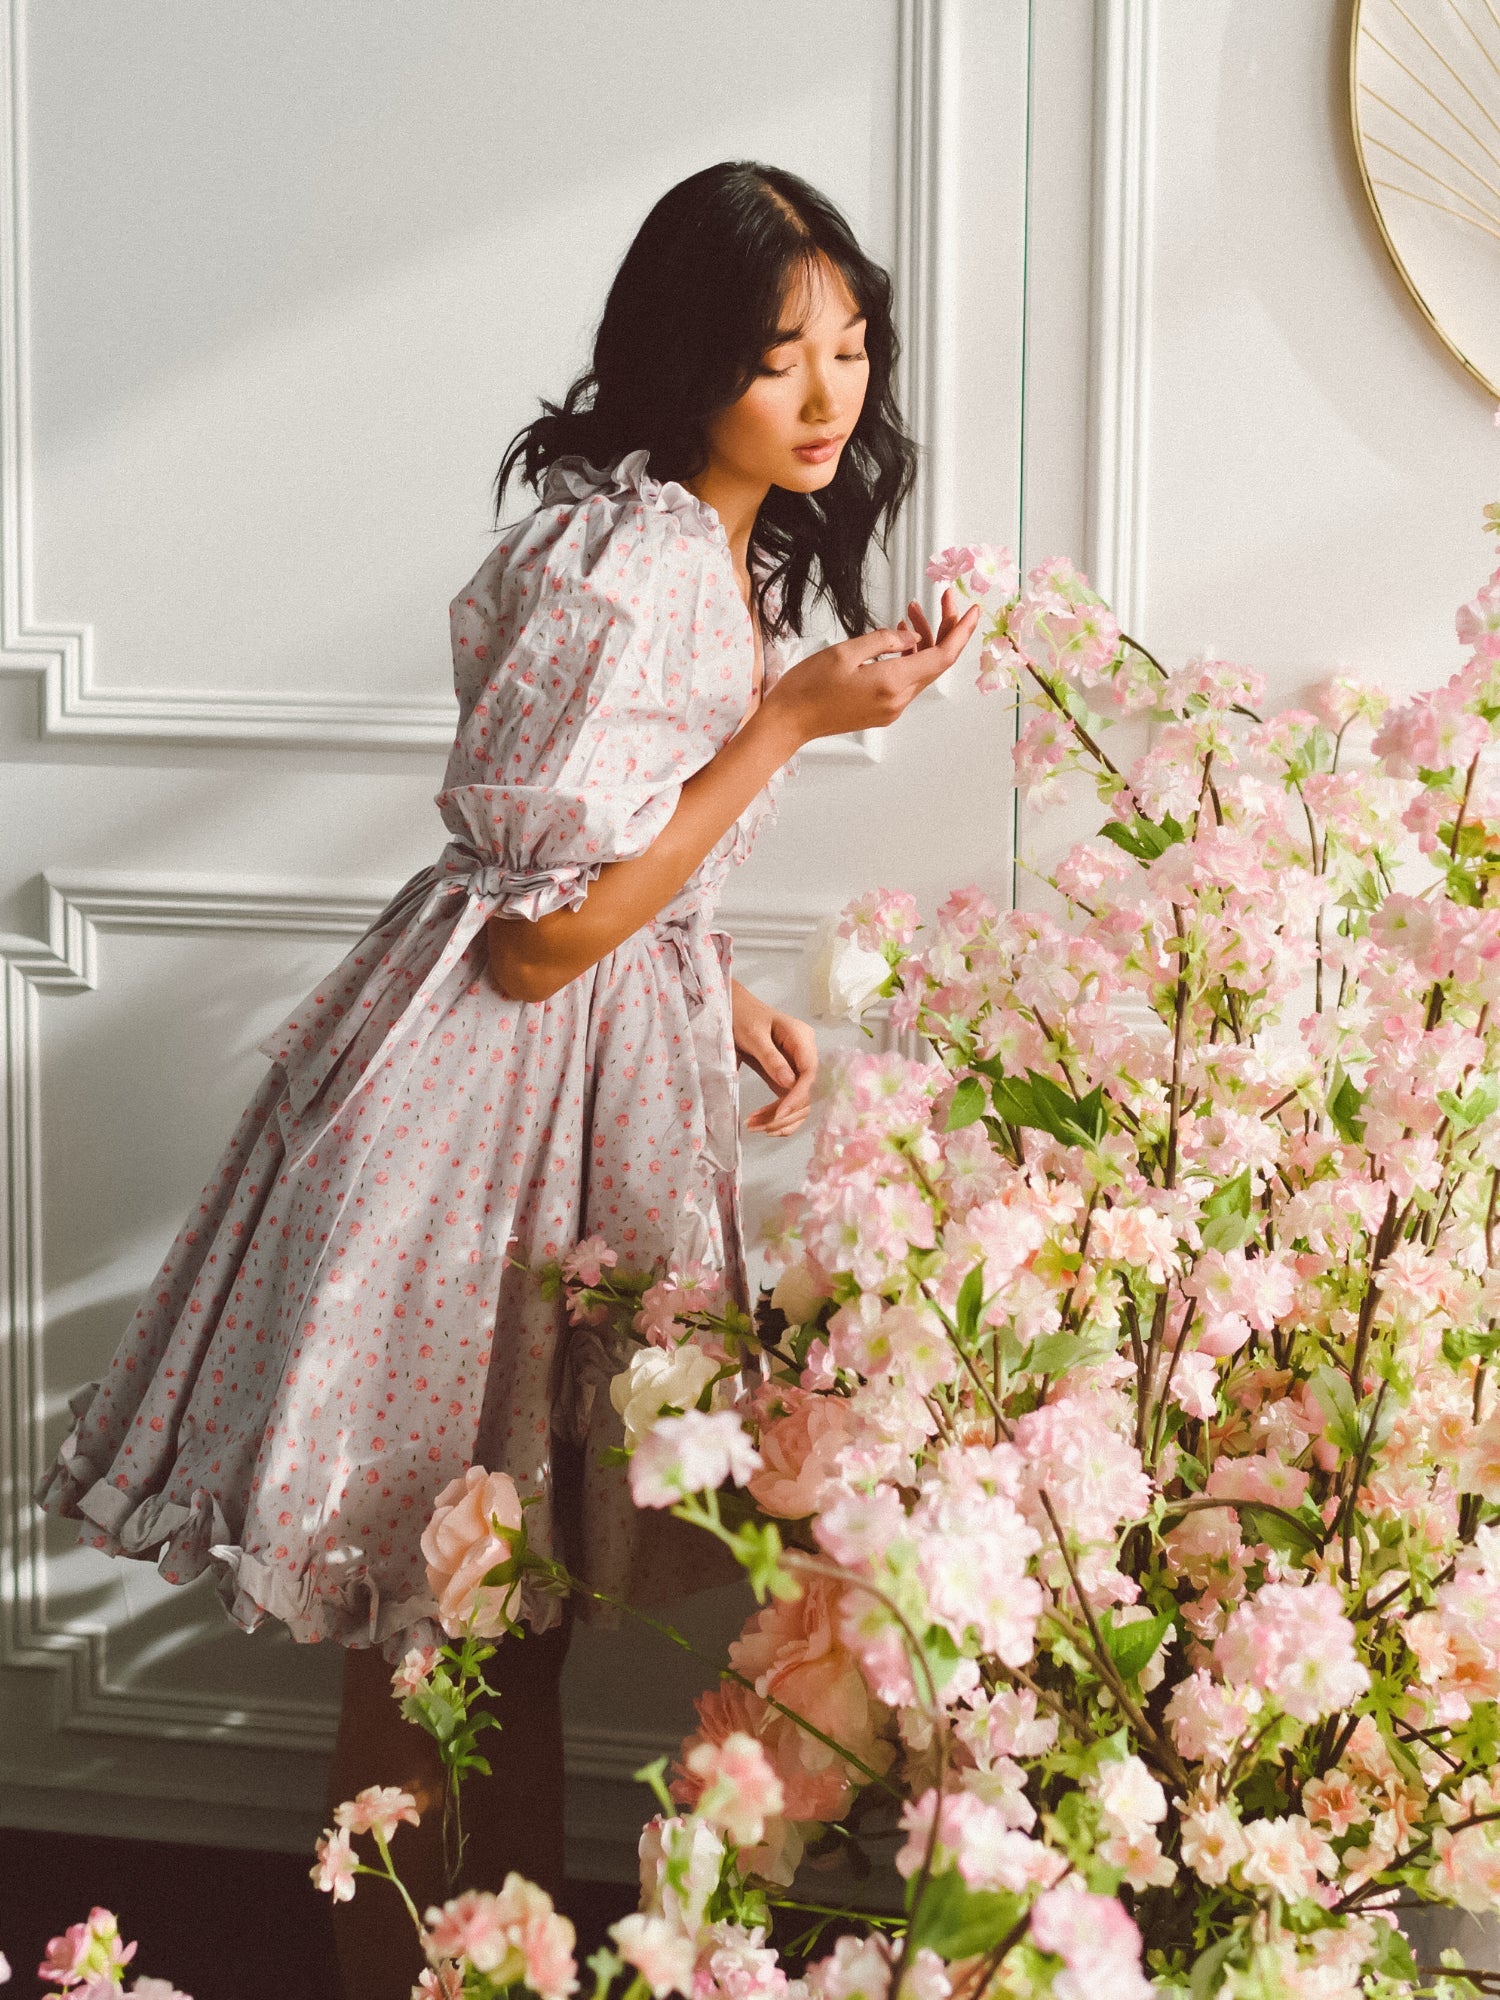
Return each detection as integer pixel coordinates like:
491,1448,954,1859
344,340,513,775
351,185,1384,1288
838,889,920,954
333,1786,421,1841
628,1411,761,1509
1239,1814,1335,1902
612,1916,696,2000
683,1732,785,1849
422,1879,576,2000
390,1646,440,1698
1216,1580,1370,1722
37,1912,137,1993
1028,1882,1151,2000
1179,1801,1249,1886
560,1234,618,1287
693,1924,789,2000
309,1826,358,1903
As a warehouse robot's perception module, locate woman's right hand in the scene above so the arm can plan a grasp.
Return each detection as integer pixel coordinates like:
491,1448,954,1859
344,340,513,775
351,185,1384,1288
763,586,982,745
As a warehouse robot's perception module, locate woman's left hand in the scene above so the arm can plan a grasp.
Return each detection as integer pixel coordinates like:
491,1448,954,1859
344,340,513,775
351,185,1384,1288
731,979,818,1136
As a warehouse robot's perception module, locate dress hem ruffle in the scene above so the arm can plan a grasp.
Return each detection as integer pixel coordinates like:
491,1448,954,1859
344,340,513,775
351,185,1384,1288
34,1383,568,1659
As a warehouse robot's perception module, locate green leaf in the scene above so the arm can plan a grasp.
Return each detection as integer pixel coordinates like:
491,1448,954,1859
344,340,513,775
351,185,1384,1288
399,1680,468,1747
955,1261,987,1352
1201,1168,1255,1252
633,1755,675,1815
980,1066,1109,1148
988,1072,1045,1129
1022,1325,1117,1378
728,1519,797,1602
1238,1500,1321,1560
905,1870,1022,1962
946,1075,987,1130
1099,812,1186,862
1437,1078,1500,1131
1189,1931,1243,2000
1099,1610,1173,1681
1023,1069,1105,1145
1447,860,1485,907
1327,1065,1367,1146
1308,1364,1362,1456
1364,1921,1418,1984
1445,1326,1500,1371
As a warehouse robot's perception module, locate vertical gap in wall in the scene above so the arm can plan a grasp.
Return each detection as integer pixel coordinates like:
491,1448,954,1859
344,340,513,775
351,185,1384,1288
1011,0,1035,915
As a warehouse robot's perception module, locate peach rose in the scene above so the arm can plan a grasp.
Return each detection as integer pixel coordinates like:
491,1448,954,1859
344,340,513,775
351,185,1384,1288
725,1577,894,1824
747,1389,861,1521
671,1681,807,1883
420,1465,524,1638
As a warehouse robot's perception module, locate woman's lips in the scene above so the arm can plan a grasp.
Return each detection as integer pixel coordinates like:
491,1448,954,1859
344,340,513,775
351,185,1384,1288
792,436,843,463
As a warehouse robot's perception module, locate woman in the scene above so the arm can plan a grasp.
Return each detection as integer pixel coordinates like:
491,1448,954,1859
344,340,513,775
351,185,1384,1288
36,160,977,1996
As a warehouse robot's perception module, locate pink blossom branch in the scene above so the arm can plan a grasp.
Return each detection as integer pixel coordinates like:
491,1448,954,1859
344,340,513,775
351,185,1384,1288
1036,1489,1191,1789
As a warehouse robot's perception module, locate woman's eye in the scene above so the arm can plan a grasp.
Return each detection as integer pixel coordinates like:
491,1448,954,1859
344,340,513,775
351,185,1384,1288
758,361,794,378
839,350,868,363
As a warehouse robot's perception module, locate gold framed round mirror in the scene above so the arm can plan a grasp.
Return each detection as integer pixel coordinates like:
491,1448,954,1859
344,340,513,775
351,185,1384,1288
1350,0,1500,401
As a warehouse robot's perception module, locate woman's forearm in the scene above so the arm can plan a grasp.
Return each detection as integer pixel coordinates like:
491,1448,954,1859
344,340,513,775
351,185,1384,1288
488,701,804,1002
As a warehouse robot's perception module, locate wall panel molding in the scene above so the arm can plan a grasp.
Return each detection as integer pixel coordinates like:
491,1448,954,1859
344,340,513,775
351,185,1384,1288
0,0,949,753
890,0,954,632
1086,0,1157,634
0,871,837,1827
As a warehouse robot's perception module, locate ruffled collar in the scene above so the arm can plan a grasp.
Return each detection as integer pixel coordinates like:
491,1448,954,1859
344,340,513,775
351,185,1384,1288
538,446,727,543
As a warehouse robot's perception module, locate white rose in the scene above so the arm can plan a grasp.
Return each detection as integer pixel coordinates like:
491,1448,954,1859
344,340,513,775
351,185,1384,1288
811,926,890,1022
770,1259,827,1327
609,1342,722,1449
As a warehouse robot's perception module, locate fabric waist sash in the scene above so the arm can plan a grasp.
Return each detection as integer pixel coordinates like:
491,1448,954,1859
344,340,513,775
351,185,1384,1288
270,844,737,1188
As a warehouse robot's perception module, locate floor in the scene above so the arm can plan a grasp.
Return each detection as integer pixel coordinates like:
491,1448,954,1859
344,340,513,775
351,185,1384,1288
0,1829,637,2000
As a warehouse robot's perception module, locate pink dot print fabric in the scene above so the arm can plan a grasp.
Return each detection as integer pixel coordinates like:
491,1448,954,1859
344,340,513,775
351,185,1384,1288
35,449,798,1656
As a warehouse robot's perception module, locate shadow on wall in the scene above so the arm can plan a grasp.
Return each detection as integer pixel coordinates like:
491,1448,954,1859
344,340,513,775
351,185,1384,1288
30,0,864,449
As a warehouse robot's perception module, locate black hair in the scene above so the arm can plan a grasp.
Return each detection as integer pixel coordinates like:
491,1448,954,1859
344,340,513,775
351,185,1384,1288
493,161,918,641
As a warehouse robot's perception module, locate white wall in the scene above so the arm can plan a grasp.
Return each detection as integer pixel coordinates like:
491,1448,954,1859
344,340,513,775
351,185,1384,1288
2,0,1493,1877
0,0,1027,1869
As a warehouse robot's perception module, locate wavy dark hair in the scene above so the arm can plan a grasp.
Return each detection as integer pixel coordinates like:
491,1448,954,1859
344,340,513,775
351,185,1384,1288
494,161,918,641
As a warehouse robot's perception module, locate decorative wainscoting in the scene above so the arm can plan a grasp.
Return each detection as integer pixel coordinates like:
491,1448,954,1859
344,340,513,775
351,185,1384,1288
1086,0,1157,634
0,0,951,756
0,0,1031,1878
0,870,878,1866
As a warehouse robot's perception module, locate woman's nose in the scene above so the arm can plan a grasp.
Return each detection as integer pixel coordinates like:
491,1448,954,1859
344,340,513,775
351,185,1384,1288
799,368,836,423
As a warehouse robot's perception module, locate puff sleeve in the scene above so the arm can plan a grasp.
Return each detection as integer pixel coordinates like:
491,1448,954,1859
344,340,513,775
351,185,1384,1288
433,456,750,923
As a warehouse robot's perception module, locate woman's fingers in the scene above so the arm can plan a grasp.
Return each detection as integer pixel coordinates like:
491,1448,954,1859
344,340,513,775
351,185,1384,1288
875,604,979,703
852,626,920,664
763,1021,817,1133
937,600,982,662
905,599,936,648
744,1014,818,1136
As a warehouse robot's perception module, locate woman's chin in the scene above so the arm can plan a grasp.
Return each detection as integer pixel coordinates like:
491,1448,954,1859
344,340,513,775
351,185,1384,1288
773,457,843,495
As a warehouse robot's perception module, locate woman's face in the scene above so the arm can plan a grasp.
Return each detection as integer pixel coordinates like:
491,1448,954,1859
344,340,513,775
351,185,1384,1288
704,254,871,496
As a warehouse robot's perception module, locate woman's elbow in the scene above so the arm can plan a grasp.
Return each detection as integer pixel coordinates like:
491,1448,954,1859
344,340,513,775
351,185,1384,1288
487,925,570,1004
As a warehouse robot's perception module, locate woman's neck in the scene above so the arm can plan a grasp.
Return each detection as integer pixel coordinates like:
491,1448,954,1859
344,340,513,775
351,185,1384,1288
683,466,768,583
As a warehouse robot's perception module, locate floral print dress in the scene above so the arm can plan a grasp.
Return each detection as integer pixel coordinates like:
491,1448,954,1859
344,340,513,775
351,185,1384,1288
36,449,796,1654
